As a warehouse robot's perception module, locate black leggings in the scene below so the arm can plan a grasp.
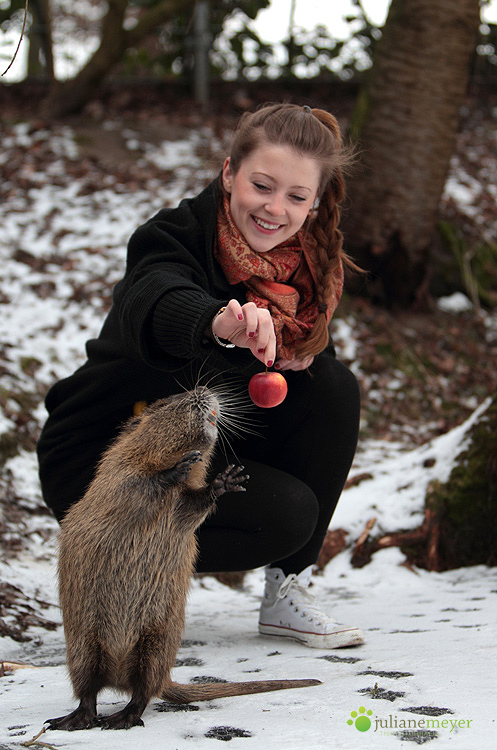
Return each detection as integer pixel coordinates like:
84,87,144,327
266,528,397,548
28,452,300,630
197,353,360,575
39,354,360,576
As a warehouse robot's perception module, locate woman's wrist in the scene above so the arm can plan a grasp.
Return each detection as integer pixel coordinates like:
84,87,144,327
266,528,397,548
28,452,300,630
209,307,235,348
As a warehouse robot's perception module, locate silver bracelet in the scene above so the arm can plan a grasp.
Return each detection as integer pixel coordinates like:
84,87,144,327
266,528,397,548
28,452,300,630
211,306,235,348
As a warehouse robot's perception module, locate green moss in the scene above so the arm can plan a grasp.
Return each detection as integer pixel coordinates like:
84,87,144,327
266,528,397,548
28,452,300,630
348,87,372,142
72,132,93,147
19,356,42,376
437,221,497,308
0,431,20,467
8,391,39,412
474,242,497,306
425,396,497,568
375,342,393,357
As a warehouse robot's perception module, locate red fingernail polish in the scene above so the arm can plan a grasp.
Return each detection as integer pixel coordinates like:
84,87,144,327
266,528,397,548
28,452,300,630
258,348,264,354
238,314,243,320
267,360,274,367
248,332,255,338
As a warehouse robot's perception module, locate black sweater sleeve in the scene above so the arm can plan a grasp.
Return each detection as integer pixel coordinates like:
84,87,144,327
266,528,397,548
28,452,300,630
109,181,260,375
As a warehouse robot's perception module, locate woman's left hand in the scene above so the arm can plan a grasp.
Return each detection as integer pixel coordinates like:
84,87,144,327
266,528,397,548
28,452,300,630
275,355,314,371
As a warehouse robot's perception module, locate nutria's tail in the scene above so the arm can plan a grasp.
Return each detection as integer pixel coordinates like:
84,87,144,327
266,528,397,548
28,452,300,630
162,679,321,704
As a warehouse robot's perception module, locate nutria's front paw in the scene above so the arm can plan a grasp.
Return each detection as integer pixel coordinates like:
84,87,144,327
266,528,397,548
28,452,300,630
174,450,202,480
211,464,249,498
158,450,202,488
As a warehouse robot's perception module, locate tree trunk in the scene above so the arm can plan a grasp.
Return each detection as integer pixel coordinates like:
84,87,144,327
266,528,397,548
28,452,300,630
342,0,480,307
43,0,195,118
27,0,54,80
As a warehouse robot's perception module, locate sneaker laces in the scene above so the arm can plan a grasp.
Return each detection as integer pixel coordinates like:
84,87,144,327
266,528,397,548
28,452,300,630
274,574,338,628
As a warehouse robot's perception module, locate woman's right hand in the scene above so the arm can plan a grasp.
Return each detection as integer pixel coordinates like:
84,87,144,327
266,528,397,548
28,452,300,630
211,300,276,367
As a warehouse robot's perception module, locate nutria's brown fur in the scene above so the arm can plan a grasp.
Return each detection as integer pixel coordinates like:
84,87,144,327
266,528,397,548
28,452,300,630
46,387,320,731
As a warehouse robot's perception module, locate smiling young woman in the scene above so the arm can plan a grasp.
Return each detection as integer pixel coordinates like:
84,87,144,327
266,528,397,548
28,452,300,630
37,103,364,651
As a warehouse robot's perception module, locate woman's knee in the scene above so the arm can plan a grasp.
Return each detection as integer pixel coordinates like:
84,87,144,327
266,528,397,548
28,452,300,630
228,464,320,554
264,477,319,551
197,471,320,571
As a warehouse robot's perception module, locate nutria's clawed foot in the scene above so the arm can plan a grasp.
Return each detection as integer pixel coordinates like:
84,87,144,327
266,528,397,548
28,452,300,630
45,708,99,731
46,709,146,731
99,710,145,730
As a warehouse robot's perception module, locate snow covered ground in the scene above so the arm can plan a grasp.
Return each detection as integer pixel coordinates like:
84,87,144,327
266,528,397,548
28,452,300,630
1,551,496,749
1,121,496,748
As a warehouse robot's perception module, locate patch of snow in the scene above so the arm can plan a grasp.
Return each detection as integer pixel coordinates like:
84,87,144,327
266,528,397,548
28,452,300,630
442,175,480,213
437,292,473,313
331,317,358,364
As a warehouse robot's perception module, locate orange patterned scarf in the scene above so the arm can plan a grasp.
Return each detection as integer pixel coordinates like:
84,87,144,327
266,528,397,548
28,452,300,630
215,194,339,360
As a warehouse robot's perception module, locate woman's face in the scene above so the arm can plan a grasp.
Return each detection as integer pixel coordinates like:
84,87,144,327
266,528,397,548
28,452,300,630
222,143,321,253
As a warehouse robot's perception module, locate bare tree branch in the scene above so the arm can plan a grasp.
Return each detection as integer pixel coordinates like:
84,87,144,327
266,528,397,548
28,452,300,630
2,0,29,77
126,0,197,47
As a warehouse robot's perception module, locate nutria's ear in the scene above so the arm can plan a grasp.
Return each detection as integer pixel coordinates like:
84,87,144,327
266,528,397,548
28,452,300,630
133,400,148,416
142,396,178,415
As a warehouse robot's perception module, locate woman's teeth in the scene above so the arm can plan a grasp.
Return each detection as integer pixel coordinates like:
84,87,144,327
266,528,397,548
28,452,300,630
253,216,280,230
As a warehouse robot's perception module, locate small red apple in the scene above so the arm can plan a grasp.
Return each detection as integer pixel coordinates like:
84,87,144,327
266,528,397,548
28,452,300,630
248,371,288,408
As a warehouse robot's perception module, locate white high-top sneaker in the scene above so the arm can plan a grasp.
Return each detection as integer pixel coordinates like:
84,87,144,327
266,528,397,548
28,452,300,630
258,566,364,649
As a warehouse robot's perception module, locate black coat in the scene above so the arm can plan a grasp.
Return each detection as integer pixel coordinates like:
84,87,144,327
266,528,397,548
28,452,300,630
37,177,262,514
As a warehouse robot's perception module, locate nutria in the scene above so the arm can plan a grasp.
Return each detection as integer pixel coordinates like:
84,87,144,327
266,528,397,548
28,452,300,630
46,386,320,731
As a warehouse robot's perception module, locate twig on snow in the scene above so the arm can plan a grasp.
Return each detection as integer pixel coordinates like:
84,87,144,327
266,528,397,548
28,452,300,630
21,725,58,750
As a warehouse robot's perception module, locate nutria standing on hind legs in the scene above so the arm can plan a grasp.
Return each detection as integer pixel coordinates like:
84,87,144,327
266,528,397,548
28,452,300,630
46,386,320,731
